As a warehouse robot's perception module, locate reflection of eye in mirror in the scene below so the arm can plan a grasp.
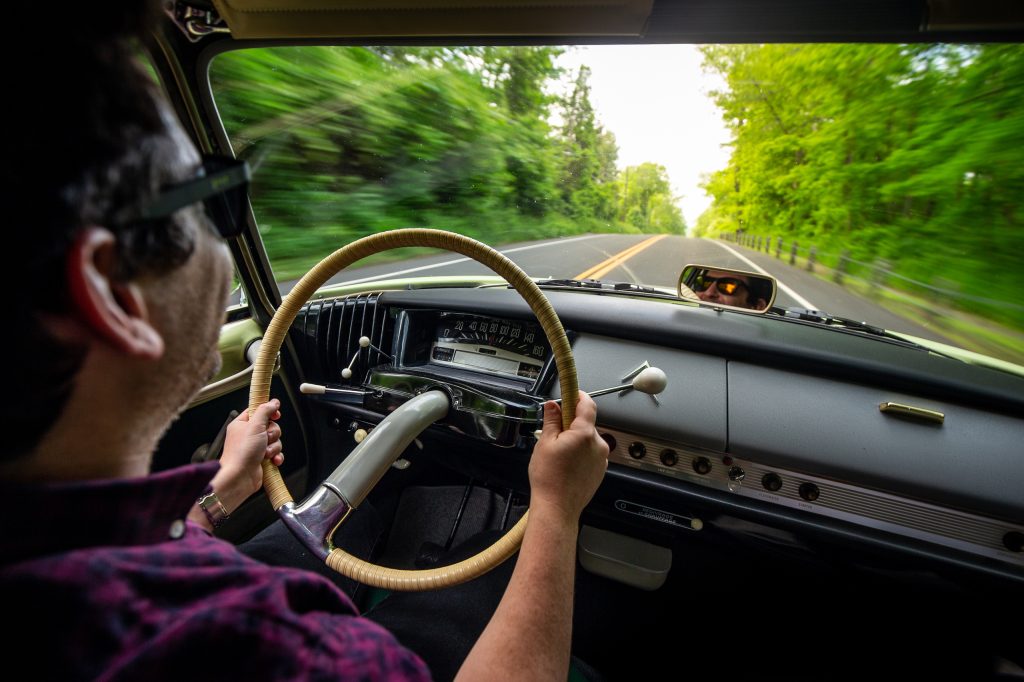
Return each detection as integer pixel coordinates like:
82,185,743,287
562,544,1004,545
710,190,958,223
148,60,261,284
678,264,777,313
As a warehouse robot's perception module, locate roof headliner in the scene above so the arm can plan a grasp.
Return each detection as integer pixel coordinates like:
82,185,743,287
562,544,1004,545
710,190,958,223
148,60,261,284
201,0,1024,42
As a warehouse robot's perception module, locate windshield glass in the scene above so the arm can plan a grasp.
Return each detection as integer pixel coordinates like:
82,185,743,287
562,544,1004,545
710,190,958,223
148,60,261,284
209,44,1024,366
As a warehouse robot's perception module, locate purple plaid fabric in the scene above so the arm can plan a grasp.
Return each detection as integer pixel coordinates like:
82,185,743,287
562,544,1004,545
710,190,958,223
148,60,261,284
0,462,431,681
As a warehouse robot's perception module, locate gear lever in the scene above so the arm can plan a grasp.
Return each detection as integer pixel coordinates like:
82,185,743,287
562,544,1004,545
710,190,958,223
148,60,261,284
550,366,667,403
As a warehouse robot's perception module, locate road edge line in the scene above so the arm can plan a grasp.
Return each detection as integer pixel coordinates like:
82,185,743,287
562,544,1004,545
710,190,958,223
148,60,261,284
709,240,817,310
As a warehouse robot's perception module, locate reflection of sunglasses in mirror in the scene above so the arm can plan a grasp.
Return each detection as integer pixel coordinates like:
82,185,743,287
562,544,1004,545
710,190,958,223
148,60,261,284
693,274,747,295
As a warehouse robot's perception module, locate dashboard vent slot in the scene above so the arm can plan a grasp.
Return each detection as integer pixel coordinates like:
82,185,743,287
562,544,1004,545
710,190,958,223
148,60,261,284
293,292,392,385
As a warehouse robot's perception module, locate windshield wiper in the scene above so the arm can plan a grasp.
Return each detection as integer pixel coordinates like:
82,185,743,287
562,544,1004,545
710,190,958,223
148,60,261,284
774,307,887,335
611,282,663,294
532,278,603,289
532,278,665,296
772,307,959,358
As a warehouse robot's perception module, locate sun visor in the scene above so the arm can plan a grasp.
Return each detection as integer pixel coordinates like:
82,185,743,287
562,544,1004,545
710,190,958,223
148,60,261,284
210,0,654,39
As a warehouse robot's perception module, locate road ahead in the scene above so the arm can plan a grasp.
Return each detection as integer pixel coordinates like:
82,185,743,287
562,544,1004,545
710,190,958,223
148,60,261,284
287,233,951,344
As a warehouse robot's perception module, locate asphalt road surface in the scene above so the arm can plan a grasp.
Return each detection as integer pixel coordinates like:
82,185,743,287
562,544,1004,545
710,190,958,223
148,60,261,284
285,233,950,343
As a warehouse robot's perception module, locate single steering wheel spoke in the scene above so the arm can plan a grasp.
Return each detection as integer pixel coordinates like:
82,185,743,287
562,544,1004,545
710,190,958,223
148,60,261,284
326,390,449,508
280,390,450,561
249,228,578,591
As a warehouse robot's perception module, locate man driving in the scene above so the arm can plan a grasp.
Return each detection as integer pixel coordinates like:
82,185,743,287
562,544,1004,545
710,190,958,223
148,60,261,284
0,3,608,680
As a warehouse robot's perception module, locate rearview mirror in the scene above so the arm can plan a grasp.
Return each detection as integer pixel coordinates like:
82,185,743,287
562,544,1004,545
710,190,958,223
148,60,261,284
678,264,777,313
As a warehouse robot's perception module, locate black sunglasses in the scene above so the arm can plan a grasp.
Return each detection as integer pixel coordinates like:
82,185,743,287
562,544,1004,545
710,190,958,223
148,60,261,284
112,155,251,239
693,273,747,296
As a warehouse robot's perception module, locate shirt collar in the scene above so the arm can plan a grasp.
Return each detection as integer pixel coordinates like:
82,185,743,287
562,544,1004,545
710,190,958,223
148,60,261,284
0,461,220,565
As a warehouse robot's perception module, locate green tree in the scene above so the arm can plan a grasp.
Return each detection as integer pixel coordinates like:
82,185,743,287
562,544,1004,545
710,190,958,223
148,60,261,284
556,66,620,221
481,47,564,215
619,163,685,233
699,44,1024,325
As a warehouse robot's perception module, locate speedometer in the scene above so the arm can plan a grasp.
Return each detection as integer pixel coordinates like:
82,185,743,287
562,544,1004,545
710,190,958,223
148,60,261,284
431,313,549,380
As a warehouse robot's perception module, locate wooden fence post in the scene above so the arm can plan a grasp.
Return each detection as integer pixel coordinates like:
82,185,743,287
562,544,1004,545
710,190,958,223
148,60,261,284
871,258,891,297
775,237,782,259
790,241,798,266
834,250,850,284
807,246,817,272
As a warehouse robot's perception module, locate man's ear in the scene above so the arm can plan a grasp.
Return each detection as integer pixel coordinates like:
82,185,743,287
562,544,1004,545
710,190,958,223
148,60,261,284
66,227,164,360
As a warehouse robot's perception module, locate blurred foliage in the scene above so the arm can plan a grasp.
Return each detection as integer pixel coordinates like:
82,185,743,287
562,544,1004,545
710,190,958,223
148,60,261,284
697,44,1024,328
210,46,684,280
619,162,685,232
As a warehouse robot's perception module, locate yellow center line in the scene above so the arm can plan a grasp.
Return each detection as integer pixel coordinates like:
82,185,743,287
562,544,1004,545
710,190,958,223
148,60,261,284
574,234,668,280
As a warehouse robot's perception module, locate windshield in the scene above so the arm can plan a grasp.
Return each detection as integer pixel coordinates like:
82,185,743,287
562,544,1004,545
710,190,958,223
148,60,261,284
209,44,1024,366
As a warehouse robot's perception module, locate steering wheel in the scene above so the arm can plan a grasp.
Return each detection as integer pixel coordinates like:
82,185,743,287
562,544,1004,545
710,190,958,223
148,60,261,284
248,229,578,591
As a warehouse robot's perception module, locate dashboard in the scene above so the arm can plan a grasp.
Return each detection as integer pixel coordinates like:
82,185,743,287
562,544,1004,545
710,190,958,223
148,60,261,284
294,286,1024,585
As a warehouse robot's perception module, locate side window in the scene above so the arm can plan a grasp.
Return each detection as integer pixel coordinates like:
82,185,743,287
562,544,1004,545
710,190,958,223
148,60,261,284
227,270,250,321
137,47,166,95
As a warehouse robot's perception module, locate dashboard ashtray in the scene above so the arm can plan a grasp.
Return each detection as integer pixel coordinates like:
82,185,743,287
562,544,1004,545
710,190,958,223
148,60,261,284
578,526,672,591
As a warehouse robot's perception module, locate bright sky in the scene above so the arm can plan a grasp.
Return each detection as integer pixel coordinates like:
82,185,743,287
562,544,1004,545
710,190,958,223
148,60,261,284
554,45,731,227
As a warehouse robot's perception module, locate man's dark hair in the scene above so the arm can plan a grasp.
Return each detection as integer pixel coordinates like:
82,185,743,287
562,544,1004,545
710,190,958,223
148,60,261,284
747,277,773,309
5,1,197,459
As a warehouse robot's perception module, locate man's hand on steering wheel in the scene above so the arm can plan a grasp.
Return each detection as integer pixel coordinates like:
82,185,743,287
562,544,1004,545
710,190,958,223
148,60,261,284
220,399,285,495
530,392,609,525
189,400,284,531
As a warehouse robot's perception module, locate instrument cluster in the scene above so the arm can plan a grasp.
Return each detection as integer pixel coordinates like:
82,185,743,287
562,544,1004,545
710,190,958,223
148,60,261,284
428,312,550,381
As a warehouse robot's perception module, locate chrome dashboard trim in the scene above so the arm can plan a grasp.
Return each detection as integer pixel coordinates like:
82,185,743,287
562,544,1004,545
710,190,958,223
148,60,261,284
602,427,1024,567
365,368,542,446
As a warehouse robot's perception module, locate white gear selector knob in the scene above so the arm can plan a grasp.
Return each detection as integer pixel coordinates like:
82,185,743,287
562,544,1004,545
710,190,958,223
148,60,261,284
631,366,667,395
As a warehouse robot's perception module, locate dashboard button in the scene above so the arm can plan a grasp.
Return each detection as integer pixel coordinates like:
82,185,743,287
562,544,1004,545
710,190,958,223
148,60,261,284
692,457,711,475
728,466,745,482
628,442,646,460
762,472,782,491
659,449,678,467
799,482,820,502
